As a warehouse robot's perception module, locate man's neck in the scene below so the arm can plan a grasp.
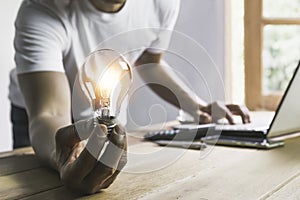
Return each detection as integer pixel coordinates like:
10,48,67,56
89,0,126,13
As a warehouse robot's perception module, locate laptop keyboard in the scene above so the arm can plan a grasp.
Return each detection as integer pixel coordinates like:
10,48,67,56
213,123,269,139
215,123,269,132
144,124,216,141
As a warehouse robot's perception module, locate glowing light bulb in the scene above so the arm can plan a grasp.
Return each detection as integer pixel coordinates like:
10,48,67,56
79,49,133,128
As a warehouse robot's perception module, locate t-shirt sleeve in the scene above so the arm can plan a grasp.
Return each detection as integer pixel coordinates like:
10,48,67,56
14,2,68,74
147,0,180,54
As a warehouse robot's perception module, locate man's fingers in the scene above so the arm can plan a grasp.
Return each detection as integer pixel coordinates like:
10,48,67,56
239,110,251,124
227,104,251,124
101,127,126,169
201,102,251,124
56,124,80,147
62,124,107,183
209,102,234,124
85,124,108,159
100,150,127,189
56,118,96,147
74,118,98,140
240,106,251,123
198,112,212,124
82,127,126,190
82,149,125,192
225,111,235,125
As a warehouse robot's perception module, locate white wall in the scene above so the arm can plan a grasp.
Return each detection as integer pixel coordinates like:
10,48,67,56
171,0,226,102
0,1,23,152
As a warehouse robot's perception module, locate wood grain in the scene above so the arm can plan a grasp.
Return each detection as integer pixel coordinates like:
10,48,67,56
1,117,300,199
0,155,42,176
0,168,62,200
264,173,300,199
138,138,300,200
16,137,300,200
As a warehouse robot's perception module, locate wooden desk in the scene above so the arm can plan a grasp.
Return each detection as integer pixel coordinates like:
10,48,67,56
1,128,300,199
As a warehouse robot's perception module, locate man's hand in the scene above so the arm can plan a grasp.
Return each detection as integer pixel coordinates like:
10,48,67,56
55,121,127,194
199,101,251,124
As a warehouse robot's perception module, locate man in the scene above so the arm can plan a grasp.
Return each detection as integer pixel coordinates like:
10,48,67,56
9,0,250,194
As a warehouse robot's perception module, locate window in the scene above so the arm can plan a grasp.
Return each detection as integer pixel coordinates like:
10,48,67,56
244,0,300,110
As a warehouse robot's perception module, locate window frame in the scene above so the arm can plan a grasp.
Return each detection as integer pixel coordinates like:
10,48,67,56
244,0,300,110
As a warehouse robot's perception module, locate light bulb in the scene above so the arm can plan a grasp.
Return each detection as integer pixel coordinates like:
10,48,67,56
79,49,133,129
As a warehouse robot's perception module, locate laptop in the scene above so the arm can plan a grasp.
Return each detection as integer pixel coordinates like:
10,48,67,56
202,60,300,149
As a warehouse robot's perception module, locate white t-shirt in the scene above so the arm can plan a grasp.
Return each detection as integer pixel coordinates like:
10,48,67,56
9,0,180,121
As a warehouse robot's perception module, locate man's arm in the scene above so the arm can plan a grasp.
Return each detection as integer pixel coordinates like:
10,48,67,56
18,72,71,169
18,72,127,193
135,51,206,119
135,50,250,124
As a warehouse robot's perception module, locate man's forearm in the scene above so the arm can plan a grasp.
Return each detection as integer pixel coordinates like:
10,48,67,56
136,62,207,119
29,114,71,170
18,72,72,170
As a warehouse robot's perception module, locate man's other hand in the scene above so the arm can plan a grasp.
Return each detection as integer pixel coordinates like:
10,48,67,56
199,101,251,125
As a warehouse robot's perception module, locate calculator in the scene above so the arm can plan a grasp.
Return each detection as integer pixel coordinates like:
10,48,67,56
144,123,216,141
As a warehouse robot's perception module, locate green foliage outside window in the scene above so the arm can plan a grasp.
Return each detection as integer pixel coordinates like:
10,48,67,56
263,0,300,94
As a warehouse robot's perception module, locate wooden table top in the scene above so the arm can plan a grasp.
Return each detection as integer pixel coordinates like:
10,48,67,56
1,120,300,199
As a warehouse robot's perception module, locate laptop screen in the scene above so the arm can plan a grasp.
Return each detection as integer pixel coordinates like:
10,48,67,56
268,61,300,138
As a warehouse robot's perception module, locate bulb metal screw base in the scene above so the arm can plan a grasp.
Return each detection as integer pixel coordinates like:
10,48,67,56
96,116,117,133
